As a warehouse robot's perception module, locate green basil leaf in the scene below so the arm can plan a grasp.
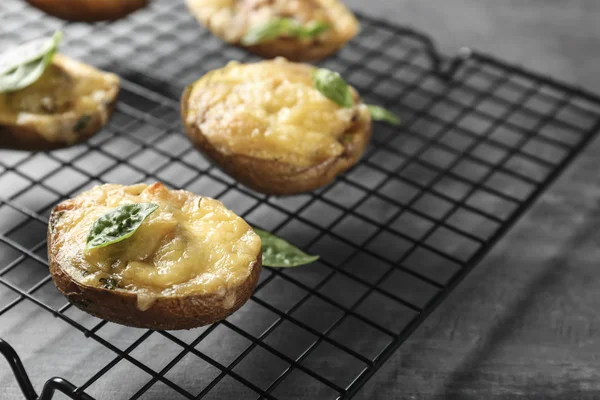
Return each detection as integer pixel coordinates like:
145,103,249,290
241,18,329,46
296,20,330,38
241,18,289,45
0,31,61,75
313,68,354,108
0,53,54,93
254,228,319,267
86,203,159,251
0,31,62,93
367,104,401,126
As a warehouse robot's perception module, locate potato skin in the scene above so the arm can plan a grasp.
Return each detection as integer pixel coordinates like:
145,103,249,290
0,55,119,151
186,0,359,62
47,201,262,331
26,0,148,22
180,78,372,196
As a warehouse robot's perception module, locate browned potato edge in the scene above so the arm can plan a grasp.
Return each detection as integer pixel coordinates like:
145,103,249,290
241,37,355,62
25,0,149,22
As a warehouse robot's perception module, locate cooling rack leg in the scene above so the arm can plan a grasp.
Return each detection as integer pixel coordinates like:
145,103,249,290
0,338,94,400
38,377,95,400
0,338,37,400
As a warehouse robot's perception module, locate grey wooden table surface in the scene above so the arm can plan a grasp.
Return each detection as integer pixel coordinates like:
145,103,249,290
346,1,600,399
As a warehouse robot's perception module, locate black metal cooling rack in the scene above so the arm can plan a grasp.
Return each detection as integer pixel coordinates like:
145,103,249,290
1,1,600,399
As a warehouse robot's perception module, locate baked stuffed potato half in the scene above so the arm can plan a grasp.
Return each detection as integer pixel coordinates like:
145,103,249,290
0,54,119,151
185,0,360,62
48,183,262,330
26,0,149,22
181,58,372,196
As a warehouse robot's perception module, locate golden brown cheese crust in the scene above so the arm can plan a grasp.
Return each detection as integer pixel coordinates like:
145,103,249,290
25,0,149,22
48,183,263,330
0,54,119,151
186,0,360,61
181,58,372,195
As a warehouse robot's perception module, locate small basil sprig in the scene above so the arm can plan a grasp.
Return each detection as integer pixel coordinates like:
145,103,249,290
0,31,62,93
86,203,159,251
313,68,401,126
241,18,330,46
367,105,401,125
254,228,319,268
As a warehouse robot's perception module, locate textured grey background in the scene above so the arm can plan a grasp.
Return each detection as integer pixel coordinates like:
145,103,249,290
349,0,600,93
1,1,600,400
348,1,600,399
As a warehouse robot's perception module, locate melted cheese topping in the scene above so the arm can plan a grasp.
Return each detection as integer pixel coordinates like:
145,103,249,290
0,54,119,143
187,0,359,45
51,183,262,298
186,58,363,167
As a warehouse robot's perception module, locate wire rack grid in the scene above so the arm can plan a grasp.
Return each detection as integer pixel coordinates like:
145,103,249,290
1,1,600,399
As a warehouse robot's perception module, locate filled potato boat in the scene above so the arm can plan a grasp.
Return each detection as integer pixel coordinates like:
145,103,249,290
181,58,372,196
0,54,119,150
48,183,263,330
186,0,360,61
